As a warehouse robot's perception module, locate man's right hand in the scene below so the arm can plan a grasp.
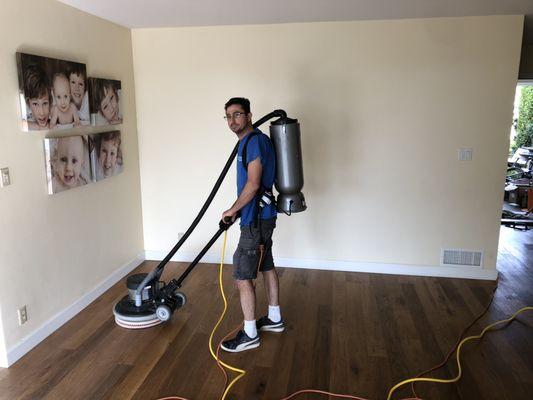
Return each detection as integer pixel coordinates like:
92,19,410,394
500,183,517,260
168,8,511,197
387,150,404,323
221,208,238,222
219,213,239,231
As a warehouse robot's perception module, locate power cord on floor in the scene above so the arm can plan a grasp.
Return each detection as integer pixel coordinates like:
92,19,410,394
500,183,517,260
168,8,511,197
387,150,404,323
207,230,246,400
385,305,533,400
409,282,498,399
158,236,533,400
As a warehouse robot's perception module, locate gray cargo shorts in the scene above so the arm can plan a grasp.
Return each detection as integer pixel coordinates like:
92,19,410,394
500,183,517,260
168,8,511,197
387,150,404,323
233,217,276,280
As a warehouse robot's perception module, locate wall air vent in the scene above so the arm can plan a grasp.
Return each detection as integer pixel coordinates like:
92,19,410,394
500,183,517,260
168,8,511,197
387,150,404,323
441,248,483,267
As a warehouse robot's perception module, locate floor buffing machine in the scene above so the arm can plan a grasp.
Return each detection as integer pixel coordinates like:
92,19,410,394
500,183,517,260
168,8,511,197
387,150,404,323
113,110,307,329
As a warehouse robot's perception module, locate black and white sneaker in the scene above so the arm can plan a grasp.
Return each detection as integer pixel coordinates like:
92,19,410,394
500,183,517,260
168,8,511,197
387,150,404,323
256,316,285,332
220,330,260,353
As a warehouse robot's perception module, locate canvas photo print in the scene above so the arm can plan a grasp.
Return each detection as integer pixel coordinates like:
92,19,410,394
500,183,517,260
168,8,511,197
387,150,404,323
88,78,123,126
89,131,124,181
17,53,90,131
44,135,91,194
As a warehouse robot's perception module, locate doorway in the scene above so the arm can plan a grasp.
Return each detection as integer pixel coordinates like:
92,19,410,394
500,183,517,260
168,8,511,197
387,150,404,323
502,81,533,230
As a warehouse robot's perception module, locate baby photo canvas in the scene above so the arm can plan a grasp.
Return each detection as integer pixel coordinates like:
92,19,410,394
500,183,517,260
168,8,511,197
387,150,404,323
44,135,91,194
17,53,90,131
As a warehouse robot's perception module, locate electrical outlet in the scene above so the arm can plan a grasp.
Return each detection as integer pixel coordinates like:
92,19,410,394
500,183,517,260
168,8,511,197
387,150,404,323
18,306,28,325
0,167,11,187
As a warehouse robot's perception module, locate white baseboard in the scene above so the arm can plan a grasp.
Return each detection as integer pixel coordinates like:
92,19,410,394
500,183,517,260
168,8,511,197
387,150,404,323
274,257,498,280
144,250,498,281
1,250,497,369
3,253,145,368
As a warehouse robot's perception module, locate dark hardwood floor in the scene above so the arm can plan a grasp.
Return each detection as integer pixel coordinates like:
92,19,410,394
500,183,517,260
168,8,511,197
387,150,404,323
0,226,532,400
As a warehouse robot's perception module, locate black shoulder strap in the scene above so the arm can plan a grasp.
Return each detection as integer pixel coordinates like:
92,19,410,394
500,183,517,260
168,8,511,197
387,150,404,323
242,130,260,171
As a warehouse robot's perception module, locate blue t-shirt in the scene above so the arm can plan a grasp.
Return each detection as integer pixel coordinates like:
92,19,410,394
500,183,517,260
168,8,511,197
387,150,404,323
237,129,277,226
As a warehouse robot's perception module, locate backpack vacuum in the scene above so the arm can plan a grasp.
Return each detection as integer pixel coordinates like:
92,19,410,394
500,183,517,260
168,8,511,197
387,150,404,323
113,110,306,329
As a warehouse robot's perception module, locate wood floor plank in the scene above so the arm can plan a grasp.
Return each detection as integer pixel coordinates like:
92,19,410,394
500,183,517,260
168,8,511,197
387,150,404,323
102,312,193,399
91,363,133,400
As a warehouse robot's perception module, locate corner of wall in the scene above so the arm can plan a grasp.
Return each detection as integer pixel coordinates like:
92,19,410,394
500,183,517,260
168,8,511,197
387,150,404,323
0,307,8,368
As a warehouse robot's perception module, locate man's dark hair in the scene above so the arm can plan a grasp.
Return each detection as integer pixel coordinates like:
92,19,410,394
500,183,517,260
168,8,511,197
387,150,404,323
225,97,250,114
24,64,51,102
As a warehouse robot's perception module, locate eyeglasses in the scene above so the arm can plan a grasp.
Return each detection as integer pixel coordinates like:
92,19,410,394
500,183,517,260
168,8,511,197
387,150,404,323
224,112,247,121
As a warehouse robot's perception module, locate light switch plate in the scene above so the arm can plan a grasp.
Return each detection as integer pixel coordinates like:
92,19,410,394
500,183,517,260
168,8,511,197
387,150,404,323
458,148,473,161
18,306,28,325
0,167,10,187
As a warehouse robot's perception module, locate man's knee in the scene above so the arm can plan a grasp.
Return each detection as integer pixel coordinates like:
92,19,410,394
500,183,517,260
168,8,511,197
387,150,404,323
235,279,254,290
262,268,277,278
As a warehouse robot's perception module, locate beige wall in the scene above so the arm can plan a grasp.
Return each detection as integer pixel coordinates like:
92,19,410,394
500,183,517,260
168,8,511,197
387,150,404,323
0,0,144,361
133,16,523,274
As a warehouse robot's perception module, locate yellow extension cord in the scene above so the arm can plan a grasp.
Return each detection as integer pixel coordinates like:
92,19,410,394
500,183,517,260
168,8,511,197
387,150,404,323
386,305,533,400
204,231,533,400
208,231,246,400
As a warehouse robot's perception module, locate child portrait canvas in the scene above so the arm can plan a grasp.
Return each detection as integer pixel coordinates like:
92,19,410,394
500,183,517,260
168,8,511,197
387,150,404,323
89,131,124,181
44,135,91,194
88,78,123,126
17,53,90,131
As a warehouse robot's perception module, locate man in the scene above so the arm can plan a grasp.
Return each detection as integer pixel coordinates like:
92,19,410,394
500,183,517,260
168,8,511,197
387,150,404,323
221,97,285,353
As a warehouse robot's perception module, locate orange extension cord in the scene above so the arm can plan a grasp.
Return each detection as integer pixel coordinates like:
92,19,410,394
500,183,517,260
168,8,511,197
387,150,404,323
409,283,498,399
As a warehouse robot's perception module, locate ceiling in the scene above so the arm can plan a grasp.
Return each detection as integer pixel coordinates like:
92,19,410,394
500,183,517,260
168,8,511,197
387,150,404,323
58,0,533,44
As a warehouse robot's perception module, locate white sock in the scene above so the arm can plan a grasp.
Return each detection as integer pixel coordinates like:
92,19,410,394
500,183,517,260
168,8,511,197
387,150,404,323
268,305,281,323
244,320,257,338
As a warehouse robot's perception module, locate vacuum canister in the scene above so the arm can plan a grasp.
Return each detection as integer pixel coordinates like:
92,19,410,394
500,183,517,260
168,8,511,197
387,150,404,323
269,117,307,214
